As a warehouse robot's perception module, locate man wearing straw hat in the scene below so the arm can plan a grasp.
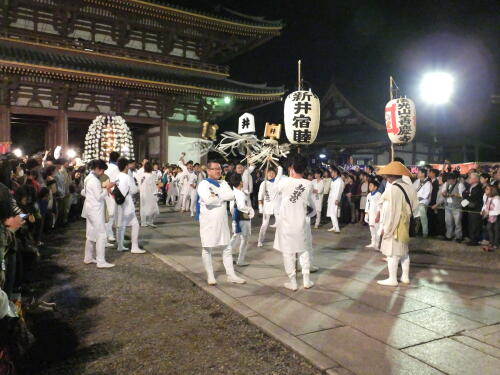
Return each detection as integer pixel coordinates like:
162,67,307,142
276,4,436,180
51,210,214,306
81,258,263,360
376,161,419,286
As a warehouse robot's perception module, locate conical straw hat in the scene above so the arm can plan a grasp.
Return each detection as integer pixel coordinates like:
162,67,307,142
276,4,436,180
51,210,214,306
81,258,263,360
377,161,412,177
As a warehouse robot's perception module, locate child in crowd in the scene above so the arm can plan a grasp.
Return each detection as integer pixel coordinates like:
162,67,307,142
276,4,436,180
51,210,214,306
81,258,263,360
364,179,381,249
227,174,255,266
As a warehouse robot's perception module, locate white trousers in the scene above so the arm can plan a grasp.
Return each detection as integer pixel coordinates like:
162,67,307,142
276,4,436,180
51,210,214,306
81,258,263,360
84,233,108,265
116,222,140,250
258,214,272,244
190,190,198,215
105,218,115,240
314,210,322,227
283,251,310,280
141,212,158,226
384,255,410,283
175,194,184,210
201,247,237,281
369,224,380,248
227,232,249,264
331,216,339,231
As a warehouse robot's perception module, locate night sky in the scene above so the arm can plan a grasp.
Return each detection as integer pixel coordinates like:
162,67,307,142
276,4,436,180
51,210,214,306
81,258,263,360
174,0,499,158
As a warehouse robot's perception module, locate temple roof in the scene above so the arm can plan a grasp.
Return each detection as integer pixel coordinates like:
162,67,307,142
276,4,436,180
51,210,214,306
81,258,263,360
0,42,284,101
90,0,283,36
317,81,389,148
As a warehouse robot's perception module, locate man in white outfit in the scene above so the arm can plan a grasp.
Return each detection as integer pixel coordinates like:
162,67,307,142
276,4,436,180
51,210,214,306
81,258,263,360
311,170,325,229
376,162,419,286
274,154,316,291
257,166,283,246
81,159,115,268
115,158,146,254
197,160,246,285
326,166,344,232
105,151,120,242
178,153,197,214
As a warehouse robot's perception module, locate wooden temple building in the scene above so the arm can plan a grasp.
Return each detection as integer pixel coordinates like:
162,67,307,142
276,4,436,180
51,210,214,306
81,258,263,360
0,0,284,162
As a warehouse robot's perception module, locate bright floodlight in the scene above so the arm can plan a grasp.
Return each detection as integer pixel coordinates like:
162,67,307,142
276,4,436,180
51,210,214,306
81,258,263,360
223,96,231,104
13,148,22,158
66,149,77,159
319,153,326,159
420,72,454,104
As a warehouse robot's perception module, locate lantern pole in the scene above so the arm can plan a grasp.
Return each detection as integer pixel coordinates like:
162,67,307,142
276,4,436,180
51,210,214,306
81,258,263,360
298,60,302,91
389,76,395,161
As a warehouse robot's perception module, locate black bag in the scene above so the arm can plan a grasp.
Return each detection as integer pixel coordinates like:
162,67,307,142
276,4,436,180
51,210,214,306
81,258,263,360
112,186,127,205
237,210,251,220
393,183,416,237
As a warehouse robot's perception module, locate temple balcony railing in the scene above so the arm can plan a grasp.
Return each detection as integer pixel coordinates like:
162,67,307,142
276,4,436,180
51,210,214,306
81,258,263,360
3,29,230,77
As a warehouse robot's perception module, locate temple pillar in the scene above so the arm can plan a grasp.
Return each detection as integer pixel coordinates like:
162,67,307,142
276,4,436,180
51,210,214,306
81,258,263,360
160,118,169,164
0,105,11,152
55,110,69,149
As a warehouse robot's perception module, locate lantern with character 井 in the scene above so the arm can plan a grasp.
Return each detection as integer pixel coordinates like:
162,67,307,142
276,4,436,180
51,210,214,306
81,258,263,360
384,97,416,145
284,89,320,145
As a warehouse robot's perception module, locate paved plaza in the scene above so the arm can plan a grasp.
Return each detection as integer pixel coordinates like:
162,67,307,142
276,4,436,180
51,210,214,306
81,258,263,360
142,208,500,375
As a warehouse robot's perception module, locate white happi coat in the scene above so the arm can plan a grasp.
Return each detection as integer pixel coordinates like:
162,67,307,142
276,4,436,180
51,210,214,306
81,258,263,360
365,191,381,225
197,179,234,248
179,160,196,196
380,179,419,257
273,177,316,254
139,172,160,218
105,162,120,216
258,166,283,215
326,177,345,218
116,171,139,227
81,173,107,242
311,178,325,213
230,188,254,236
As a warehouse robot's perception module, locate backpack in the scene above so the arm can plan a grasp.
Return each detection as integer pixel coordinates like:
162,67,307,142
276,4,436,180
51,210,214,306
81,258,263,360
393,183,416,238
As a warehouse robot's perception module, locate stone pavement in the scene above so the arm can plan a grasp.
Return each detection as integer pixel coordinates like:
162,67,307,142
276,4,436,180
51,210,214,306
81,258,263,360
140,208,500,375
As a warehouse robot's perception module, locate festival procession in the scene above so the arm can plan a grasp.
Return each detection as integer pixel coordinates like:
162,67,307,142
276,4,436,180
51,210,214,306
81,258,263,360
0,1,499,374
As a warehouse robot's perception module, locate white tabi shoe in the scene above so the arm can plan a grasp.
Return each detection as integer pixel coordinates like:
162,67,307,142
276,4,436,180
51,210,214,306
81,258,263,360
236,262,250,267
328,227,339,232
377,278,399,286
148,223,157,228
227,274,246,284
269,223,277,228
257,242,263,247
83,259,97,264
284,279,298,291
117,247,129,252
105,242,114,248
131,248,146,254
107,237,116,242
140,223,148,227
97,262,115,269
207,277,217,286
400,277,410,284
365,243,374,248
314,225,319,229
303,279,315,289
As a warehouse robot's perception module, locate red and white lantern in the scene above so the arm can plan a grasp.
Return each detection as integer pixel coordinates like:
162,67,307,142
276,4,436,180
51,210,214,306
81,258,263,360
384,98,416,144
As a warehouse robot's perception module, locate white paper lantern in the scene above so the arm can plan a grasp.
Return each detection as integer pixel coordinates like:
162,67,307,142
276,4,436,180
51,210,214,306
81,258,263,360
284,89,320,145
83,115,134,162
238,113,255,134
384,98,416,144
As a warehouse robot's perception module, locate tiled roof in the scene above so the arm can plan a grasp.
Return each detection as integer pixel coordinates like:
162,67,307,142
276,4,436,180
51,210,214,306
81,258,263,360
0,43,284,99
